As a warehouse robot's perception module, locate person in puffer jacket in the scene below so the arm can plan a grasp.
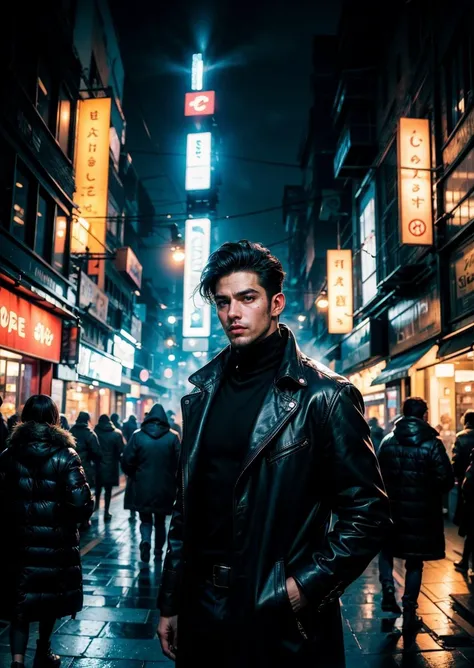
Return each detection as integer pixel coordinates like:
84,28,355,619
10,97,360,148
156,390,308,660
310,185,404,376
0,394,93,668
377,396,454,633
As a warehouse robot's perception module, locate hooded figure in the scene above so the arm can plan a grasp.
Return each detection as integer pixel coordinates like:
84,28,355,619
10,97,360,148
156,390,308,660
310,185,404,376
94,414,124,520
70,411,102,487
122,414,138,443
122,403,180,562
111,413,123,432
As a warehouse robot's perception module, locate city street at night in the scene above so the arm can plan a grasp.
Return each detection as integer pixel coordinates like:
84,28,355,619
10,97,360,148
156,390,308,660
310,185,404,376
1,487,474,666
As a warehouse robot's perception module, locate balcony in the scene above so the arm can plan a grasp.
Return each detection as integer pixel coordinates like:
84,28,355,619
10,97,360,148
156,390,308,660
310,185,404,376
333,110,377,179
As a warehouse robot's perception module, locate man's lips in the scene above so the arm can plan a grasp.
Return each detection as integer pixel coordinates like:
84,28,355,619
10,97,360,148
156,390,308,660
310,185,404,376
229,325,246,332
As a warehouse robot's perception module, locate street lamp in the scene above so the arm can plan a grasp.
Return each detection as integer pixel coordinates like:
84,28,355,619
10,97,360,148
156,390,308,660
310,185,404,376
297,314,307,323
166,338,175,348
315,292,329,310
167,315,177,325
172,248,185,263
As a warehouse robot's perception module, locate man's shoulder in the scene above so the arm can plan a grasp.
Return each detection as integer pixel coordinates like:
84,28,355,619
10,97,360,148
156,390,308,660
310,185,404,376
301,355,352,394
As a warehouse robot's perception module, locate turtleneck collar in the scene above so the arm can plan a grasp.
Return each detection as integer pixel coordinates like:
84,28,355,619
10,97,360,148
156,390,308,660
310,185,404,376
227,328,286,379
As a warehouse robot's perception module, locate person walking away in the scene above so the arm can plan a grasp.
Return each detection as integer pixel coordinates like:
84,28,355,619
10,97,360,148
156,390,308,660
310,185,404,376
368,416,384,452
122,403,180,563
122,415,138,443
377,397,454,632
59,414,70,431
111,413,123,433
452,409,474,571
157,240,390,668
94,414,124,521
166,410,182,439
0,394,93,668
70,411,102,530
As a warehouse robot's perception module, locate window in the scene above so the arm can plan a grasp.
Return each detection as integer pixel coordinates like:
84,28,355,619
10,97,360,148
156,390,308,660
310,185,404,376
35,192,48,256
12,164,31,243
53,211,68,274
36,64,53,128
359,185,377,306
444,146,474,238
444,33,473,135
56,88,72,157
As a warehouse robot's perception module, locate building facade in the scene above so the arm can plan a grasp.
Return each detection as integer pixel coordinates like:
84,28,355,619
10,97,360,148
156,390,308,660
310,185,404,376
300,0,474,452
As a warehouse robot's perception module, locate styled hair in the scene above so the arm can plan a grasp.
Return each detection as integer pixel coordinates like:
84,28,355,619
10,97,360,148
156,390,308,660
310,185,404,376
21,395,60,426
402,397,428,420
198,240,285,304
463,410,474,429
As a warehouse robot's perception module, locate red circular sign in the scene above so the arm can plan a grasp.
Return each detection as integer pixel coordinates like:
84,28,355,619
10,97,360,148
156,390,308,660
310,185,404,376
408,219,426,237
139,369,150,382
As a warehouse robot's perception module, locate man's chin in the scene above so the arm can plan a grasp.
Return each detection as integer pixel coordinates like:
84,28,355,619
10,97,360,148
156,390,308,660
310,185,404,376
228,334,254,347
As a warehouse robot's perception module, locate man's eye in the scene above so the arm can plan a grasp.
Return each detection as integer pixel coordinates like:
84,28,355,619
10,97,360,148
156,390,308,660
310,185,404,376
244,296,254,302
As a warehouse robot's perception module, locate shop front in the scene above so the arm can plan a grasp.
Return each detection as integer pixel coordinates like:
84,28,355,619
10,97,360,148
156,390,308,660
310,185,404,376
0,284,63,418
65,343,122,426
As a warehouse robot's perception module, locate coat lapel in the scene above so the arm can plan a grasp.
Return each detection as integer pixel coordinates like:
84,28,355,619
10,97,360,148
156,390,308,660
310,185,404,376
238,383,299,481
181,383,220,488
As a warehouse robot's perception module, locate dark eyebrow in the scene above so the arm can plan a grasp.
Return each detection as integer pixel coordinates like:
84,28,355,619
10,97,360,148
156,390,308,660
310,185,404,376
214,289,260,300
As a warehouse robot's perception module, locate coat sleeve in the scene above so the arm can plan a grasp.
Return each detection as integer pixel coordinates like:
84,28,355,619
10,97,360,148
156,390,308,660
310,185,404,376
61,450,94,523
452,438,468,482
291,384,391,611
430,439,455,492
463,450,474,501
87,430,102,463
121,432,138,476
157,448,185,617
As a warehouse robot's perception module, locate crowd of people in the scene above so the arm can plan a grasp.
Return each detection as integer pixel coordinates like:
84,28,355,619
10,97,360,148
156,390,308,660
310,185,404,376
0,395,181,668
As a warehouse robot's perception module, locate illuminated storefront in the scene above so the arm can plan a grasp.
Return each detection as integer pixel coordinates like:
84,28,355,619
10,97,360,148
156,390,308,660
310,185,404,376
64,343,122,425
0,285,62,417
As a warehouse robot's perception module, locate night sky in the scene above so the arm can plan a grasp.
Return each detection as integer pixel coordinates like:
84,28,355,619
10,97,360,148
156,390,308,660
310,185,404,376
112,0,340,276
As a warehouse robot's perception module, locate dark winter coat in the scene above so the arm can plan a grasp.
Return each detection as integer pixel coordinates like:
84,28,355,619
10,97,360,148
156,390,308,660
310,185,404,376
0,422,93,622
452,428,474,533
94,417,124,487
461,447,474,536
70,419,102,487
121,404,180,514
158,324,390,668
122,416,138,443
378,416,454,561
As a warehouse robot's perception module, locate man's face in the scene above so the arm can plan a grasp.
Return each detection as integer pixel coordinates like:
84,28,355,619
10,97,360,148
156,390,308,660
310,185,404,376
214,271,285,348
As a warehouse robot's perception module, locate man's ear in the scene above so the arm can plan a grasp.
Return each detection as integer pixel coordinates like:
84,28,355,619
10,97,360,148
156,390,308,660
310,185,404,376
271,292,285,318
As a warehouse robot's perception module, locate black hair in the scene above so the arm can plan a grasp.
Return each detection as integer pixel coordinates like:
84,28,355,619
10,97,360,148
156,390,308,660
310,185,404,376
463,410,474,429
198,240,285,304
21,394,60,426
402,397,428,420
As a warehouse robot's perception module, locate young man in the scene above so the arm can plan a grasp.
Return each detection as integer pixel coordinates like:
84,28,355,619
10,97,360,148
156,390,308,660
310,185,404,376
377,397,454,631
157,240,389,668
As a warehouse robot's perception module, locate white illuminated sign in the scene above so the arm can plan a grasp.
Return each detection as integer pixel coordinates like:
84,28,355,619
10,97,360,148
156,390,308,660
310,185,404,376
78,344,122,387
185,132,211,191
113,334,135,370
183,218,211,338
191,53,203,91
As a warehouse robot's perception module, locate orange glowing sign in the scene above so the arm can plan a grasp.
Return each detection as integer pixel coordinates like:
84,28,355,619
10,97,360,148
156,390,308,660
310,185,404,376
398,117,433,246
184,91,216,116
73,98,111,284
327,249,353,334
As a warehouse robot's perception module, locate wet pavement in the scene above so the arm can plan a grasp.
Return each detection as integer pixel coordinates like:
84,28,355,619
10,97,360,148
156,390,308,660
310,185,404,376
1,487,474,667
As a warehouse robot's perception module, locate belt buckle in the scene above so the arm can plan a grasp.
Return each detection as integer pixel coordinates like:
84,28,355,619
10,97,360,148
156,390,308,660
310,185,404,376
213,564,231,589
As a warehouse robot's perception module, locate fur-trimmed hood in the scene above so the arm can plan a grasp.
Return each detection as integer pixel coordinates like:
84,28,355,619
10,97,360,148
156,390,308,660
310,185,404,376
8,421,76,463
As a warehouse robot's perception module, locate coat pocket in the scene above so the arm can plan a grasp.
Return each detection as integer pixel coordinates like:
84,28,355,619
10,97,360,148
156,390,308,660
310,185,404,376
267,438,309,464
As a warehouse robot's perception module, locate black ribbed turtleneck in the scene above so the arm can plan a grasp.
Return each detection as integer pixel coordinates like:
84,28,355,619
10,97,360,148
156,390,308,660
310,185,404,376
191,328,286,564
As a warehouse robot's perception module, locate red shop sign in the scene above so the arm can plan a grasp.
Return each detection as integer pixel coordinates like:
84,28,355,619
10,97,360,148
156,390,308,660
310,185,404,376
0,286,62,363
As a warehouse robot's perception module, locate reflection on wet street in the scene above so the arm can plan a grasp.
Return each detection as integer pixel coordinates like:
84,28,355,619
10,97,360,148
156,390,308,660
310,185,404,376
1,490,474,667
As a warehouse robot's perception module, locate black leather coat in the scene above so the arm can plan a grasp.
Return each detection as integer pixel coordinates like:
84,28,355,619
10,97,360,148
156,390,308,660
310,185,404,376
121,404,180,514
158,325,390,667
70,420,102,487
0,422,93,622
452,428,474,533
94,417,124,487
378,417,454,560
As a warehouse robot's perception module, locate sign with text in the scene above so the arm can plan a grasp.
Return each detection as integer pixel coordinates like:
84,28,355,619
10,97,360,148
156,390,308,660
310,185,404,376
0,286,62,362
183,218,211,338
185,132,211,191
398,117,433,246
77,344,122,387
327,249,353,334
185,91,216,116
451,239,474,320
73,98,111,284
79,272,109,324
115,247,143,290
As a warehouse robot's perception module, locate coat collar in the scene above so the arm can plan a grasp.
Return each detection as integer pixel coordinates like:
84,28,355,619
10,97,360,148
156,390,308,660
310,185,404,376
187,323,307,390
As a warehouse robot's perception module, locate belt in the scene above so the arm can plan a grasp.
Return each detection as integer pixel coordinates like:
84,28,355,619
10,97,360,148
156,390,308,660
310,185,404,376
212,564,232,589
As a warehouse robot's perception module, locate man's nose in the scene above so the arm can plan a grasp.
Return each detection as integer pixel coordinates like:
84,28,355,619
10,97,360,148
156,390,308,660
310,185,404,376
228,300,241,319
